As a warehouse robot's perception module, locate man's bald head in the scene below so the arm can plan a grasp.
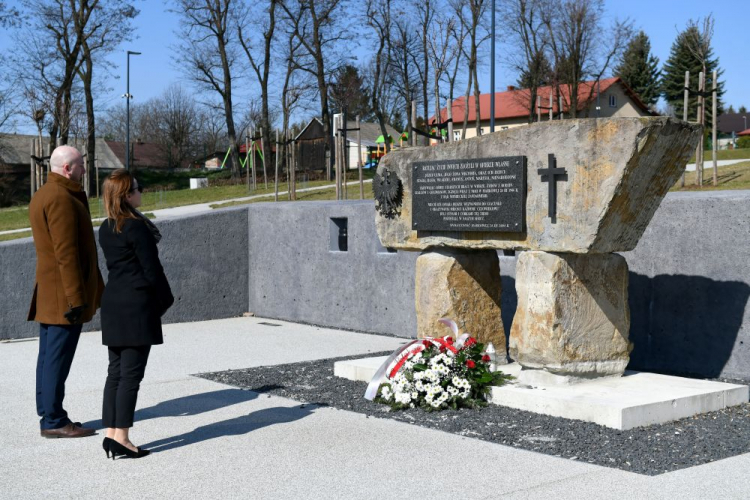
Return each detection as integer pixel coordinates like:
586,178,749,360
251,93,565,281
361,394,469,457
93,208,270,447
50,146,85,183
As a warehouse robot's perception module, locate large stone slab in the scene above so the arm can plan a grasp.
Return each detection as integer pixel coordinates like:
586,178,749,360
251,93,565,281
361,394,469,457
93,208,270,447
416,249,506,354
375,117,702,253
509,251,631,376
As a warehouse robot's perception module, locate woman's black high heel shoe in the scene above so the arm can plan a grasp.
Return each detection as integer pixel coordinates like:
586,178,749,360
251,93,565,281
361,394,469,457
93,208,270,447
102,437,113,458
109,439,150,460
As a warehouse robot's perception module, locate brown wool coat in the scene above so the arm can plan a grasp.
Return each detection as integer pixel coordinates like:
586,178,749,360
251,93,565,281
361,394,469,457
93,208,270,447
27,173,104,325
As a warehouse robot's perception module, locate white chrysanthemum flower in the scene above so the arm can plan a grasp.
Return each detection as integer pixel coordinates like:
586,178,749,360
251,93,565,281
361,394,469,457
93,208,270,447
380,386,393,401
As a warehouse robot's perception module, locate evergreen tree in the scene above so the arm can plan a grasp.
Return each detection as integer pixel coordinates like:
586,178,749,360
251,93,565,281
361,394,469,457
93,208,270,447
615,31,661,107
517,52,554,89
740,105,748,114
329,65,371,119
661,26,724,123
727,104,736,114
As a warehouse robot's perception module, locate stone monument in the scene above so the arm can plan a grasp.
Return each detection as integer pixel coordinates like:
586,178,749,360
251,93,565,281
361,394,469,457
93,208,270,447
373,117,702,379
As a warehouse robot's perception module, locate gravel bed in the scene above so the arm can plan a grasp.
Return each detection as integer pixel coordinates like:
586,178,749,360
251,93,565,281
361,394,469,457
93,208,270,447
196,353,750,476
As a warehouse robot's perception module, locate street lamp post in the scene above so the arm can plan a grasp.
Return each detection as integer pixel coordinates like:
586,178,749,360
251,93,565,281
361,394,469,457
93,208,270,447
123,50,141,170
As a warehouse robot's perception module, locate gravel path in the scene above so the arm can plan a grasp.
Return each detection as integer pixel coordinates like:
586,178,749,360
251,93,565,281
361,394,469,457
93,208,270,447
197,353,750,476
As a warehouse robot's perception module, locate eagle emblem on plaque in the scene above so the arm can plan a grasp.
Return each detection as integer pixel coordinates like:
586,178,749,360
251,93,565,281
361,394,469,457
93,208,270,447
373,168,403,219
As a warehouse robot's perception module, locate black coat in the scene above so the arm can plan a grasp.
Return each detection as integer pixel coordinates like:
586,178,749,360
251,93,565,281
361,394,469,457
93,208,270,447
99,217,174,346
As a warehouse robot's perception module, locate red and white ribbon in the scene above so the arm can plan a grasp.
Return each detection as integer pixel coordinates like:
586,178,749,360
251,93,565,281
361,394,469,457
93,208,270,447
364,319,471,401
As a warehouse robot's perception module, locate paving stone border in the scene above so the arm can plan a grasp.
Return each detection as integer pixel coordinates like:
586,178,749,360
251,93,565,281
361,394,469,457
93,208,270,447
196,353,750,476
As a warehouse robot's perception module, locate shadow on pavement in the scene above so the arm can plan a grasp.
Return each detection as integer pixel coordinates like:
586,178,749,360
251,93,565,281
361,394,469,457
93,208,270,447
82,386,282,429
141,405,317,453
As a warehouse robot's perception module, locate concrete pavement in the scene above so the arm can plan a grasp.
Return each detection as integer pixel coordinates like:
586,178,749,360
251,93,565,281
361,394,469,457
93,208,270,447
2,317,749,499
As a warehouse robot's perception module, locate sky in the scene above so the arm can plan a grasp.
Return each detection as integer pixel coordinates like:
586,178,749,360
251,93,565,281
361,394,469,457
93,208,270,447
2,0,748,134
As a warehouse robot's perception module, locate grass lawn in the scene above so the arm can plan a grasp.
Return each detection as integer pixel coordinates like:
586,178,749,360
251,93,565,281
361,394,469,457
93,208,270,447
0,230,32,242
689,148,750,162
0,170,374,234
212,180,375,209
672,161,750,191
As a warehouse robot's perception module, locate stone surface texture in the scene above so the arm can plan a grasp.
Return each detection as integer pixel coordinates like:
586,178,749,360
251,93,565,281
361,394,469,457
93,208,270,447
375,117,702,253
509,251,631,376
415,249,506,353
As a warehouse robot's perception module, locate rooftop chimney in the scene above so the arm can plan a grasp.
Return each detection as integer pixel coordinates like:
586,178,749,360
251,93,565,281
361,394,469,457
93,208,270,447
507,85,516,91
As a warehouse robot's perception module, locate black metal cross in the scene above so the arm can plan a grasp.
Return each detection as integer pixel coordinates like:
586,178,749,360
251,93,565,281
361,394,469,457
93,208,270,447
537,154,567,224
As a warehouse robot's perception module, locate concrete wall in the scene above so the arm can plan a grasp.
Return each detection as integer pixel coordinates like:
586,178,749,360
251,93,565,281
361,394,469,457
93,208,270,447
2,191,749,380
0,208,249,340
622,190,750,380
247,200,418,336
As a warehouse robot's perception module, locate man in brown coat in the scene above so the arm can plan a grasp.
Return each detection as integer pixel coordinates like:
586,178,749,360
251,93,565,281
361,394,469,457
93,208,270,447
28,145,104,438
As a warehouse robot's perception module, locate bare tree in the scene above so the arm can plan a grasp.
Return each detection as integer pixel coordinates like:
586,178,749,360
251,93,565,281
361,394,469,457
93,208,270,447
390,15,420,137
683,14,716,187
542,0,632,118
365,0,394,152
414,0,433,143
152,84,202,168
18,0,90,151
0,2,20,27
443,11,466,140
451,0,489,138
173,0,242,178
279,0,348,174
75,0,139,190
501,0,551,122
238,0,276,170
426,13,458,134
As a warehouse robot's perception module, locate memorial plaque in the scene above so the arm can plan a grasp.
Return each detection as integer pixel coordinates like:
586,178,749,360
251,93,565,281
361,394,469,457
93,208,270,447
411,156,526,232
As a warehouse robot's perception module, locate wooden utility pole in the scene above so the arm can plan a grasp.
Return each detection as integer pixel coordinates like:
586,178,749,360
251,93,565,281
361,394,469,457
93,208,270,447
253,128,258,191
334,115,340,200
411,101,417,146
447,98,454,142
246,134,251,192
357,115,363,199
83,150,89,195
342,108,348,200
29,140,36,198
286,130,291,201
274,129,279,201
681,71,689,187
537,96,541,122
96,157,100,199
260,127,267,189
291,131,296,200
696,72,705,187
549,92,553,121
711,70,718,187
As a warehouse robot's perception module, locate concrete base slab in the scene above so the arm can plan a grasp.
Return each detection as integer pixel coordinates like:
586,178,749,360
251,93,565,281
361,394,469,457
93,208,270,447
491,371,749,430
334,356,748,430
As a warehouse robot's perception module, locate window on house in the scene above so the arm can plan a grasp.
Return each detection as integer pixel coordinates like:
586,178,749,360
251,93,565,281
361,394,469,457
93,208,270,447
453,131,461,141
609,94,617,108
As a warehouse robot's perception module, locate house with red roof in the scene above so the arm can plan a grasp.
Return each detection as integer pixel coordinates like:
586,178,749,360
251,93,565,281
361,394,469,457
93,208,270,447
431,77,656,141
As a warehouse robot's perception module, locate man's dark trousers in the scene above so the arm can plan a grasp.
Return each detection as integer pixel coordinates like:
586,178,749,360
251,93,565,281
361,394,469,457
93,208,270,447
36,323,83,430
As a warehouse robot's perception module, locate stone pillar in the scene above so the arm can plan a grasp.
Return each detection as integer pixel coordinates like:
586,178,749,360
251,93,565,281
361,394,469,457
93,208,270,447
415,249,506,358
509,251,631,377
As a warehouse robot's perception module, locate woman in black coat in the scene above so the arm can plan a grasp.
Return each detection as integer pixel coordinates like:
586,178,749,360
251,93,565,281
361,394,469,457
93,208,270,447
99,169,173,459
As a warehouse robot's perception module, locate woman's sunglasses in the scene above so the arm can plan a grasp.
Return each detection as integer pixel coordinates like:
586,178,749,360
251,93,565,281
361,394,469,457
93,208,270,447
130,183,144,194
